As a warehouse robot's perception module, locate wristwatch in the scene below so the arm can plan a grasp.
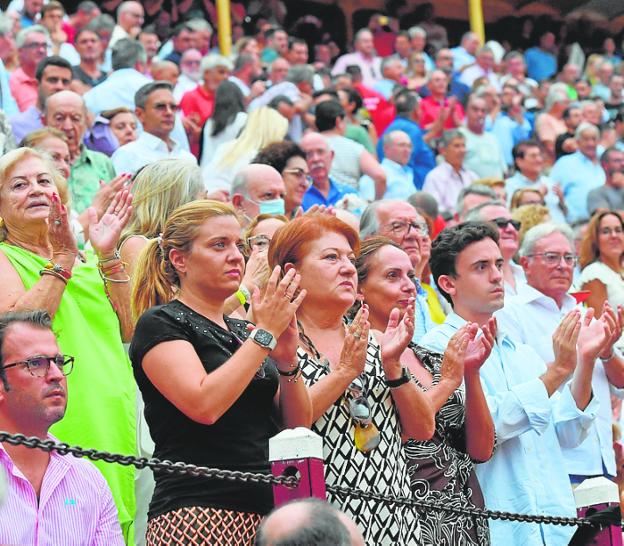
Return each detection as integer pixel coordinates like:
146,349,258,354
249,328,277,351
384,367,411,389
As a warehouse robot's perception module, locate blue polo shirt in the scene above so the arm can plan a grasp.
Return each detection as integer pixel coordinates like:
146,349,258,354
301,177,357,210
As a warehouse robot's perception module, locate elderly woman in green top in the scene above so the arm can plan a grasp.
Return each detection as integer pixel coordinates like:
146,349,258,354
0,148,136,542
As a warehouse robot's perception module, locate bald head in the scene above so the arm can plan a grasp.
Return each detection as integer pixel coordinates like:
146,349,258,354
43,90,87,155
150,60,179,85
255,499,362,546
231,164,286,223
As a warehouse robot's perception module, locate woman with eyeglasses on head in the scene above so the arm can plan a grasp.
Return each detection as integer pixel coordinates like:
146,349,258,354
355,237,495,545
268,214,435,544
253,141,310,218
580,212,624,346
130,200,311,545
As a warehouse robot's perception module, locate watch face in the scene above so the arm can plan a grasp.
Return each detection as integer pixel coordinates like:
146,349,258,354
255,329,274,346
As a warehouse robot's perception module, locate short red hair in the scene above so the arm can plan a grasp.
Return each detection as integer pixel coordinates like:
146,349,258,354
268,213,361,269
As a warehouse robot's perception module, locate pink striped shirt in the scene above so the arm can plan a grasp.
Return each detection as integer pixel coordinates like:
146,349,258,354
0,435,124,546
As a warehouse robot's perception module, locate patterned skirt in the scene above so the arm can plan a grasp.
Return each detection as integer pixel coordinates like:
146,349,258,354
146,506,264,546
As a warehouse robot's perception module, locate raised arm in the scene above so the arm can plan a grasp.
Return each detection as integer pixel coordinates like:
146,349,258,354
359,151,387,200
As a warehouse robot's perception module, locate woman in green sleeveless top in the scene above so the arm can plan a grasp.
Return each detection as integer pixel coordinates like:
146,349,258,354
0,148,136,543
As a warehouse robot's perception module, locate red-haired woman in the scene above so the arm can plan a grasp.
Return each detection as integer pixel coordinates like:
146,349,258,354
268,213,433,544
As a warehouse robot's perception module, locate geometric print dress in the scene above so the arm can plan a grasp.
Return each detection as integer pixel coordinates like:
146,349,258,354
404,344,491,546
297,335,422,545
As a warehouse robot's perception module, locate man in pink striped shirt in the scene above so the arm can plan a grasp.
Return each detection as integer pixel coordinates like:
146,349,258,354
0,310,124,545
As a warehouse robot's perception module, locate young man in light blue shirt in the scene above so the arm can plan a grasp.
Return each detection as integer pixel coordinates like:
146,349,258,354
421,222,606,546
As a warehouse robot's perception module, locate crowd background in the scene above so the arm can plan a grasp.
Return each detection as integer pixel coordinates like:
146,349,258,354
1,0,624,545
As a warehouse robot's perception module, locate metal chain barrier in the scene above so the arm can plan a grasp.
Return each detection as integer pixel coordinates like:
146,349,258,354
0,431,607,528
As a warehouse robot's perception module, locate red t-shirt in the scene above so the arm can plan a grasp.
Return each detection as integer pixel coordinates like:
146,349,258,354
353,83,396,136
180,85,216,126
419,96,465,135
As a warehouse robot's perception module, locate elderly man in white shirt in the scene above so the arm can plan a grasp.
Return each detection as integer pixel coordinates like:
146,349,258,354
112,81,196,174
422,129,478,213
496,222,624,483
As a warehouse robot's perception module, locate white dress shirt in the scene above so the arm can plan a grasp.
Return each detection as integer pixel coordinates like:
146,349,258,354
111,131,196,175
496,282,618,477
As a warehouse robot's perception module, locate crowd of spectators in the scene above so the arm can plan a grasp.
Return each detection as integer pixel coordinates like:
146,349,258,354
1,1,624,545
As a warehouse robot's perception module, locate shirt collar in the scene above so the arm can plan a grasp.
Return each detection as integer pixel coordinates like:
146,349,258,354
444,310,516,348
139,131,179,151
512,281,576,311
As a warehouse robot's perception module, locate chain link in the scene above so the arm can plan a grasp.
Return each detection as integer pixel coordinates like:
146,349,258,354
0,432,609,528
326,484,598,527
0,432,299,488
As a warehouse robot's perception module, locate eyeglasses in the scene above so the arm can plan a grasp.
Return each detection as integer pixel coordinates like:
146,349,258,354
152,102,180,112
23,42,47,49
2,354,75,377
247,234,271,251
527,252,577,266
283,168,311,185
599,227,624,236
491,217,521,231
346,376,380,453
387,221,429,238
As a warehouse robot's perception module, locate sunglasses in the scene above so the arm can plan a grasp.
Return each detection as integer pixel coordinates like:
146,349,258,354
491,217,521,231
346,376,380,453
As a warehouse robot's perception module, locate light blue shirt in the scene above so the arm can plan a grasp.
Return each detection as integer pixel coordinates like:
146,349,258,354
359,158,415,201
491,113,532,167
550,151,605,223
412,278,436,344
524,47,557,82
496,283,618,477
451,46,475,71
111,131,196,175
421,312,598,546
0,59,18,117
505,171,567,223
372,79,399,100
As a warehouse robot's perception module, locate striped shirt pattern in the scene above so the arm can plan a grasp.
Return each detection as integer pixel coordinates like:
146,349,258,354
0,435,124,546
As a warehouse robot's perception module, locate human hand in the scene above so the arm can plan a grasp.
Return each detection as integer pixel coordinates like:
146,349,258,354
243,246,271,292
182,114,202,139
551,309,581,377
464,317,496,375
252,266,307,338
439,325,470,391
335,304,370,381
578,306,615,363
271,315,300,368
296,204,336,218
598,303,623,360
91,173,132,219
88,189,133,259
380,299,415,367
48,192,79,264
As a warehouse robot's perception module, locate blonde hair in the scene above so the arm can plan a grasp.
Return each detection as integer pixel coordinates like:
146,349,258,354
131,200,240,320
511,204,550,244
215,107,288,169
120,158,203,245
0,147,66,242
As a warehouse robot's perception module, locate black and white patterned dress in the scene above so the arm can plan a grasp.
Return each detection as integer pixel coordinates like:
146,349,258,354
297,336,421,546
404,344,490,546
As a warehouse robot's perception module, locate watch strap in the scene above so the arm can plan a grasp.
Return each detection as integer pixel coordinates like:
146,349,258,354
384,367,411,388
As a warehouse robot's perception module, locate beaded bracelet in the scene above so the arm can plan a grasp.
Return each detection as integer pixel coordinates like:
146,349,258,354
277,363,302,383
98,250,121,264
41,262,72,281
40,268,68,285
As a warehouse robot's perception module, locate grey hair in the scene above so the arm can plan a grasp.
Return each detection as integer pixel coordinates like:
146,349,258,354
186,18,213,33
134,81,174,109
116,1,138,18
359,201,383,239
476,45,493,56
354,28,373,44
439,129,465,148
200,53,233,73
575,121,600,139
518,222,574,257
456,184,497,216
408,26,427,39
86,14,115,35
380,56,401,76
545,83,569,110
0,15,13,37
111,38,147,71
286,64,315,85
382,130,407,147
408,191,439,219
464,199,505,221
234,53,255,72
231,170,249,198
16,25,49,49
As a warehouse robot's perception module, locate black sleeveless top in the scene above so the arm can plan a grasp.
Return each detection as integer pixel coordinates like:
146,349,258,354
129,300,280,518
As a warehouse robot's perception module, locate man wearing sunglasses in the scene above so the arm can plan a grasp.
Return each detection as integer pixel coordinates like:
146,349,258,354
497,222,624,489
466,200,526,295
0,310,123,545
112,81,196,175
